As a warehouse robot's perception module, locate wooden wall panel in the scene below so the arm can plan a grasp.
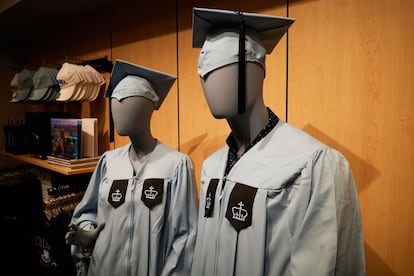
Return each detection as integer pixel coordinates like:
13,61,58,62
64,12,112,155
289,0,414,274
110,0,178,150
177,0,288,193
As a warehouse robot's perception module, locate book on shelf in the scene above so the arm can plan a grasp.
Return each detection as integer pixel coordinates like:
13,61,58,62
51,118,82,160
47,155,100,165
81,118,98,158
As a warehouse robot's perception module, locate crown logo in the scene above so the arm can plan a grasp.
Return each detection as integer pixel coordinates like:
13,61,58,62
232,201,248,222
205,192,212,209
144,186,158,200
111,189,123,202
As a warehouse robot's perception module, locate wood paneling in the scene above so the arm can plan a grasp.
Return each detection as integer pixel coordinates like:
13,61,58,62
110,0,179,150
177,0,288,193
289,0,414,274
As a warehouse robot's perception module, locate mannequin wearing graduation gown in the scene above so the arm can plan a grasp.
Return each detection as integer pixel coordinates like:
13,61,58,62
191,7,365,276
66,60,198,276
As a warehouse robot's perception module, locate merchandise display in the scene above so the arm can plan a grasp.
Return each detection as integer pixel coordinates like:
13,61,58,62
9,63,105,103
0,167,79,276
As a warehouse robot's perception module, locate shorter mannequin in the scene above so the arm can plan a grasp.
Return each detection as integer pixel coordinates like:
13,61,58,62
111,96,157,171
66,60,198,276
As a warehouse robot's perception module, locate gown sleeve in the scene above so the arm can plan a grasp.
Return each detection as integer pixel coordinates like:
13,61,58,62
290,148,366,276
70,153,107,231
161,155,199,276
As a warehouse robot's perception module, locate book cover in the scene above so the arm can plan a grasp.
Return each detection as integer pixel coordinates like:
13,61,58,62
51,118,82,160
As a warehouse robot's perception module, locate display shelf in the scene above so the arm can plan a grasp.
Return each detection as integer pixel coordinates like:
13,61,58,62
1,151,96,175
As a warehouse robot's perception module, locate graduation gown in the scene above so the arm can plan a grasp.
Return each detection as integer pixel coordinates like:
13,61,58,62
191,120,366,276
71,142,198,276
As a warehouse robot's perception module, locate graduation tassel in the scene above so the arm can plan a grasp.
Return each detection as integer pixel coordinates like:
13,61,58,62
238,13,246,114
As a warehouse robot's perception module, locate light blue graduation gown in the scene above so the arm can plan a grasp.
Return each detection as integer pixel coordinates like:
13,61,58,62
191,120,366,276
71,142,198,276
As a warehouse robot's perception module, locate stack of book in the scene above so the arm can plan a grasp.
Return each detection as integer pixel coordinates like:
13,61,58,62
47,155,100,169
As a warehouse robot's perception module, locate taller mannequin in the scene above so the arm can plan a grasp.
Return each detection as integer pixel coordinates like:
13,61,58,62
201,62,268,155
191,7,366,276
66,60,198,276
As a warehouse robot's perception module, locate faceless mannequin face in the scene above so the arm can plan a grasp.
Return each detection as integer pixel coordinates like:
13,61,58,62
111,96,154,136
200,62,265,119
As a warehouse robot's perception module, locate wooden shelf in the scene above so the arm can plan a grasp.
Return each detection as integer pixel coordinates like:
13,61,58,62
1,151,96,175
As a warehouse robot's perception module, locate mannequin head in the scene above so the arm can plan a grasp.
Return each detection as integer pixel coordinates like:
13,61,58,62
111,96,154,137
192,7,294,118
200,62,265,119
105,60,176,157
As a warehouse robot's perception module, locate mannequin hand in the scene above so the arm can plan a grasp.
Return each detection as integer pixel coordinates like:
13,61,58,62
65,223,105,250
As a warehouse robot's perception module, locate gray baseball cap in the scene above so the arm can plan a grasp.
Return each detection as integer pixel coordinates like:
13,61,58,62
16,69,35,101
29,67,59,101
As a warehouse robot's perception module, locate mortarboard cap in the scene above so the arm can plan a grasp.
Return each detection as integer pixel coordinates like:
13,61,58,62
192,7,295,114
105,59,176,110
192,7,295,54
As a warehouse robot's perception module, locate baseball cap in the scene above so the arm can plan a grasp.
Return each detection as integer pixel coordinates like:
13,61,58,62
84,65,106,101
192,7,295,113
28,67,59,102
56,63,84,102
71,65,92,101
105,59,176,110
16,69,35,101
10,73,19,102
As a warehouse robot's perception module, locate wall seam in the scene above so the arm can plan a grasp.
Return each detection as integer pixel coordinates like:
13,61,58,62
286,0,290,123
175,0,181,151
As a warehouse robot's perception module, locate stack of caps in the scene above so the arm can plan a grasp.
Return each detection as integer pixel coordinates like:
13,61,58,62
56,63,106,102
28,67,60,102
9,63,106,103
10,68,59,102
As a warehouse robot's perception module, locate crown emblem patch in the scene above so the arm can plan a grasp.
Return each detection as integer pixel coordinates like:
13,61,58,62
204,178,219,217
205,193,212,209
232,201,248,221
108,179,128,208
111,189,123,202
141,179,163,208
225,183,257,232
144,186,158,200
